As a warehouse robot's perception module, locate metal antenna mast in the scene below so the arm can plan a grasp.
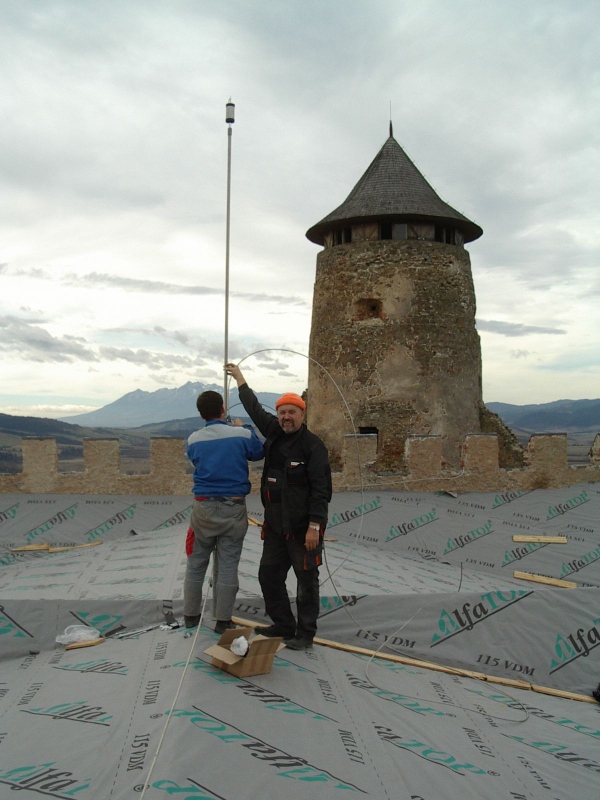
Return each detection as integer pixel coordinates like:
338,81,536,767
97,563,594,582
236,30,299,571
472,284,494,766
224,98,235,417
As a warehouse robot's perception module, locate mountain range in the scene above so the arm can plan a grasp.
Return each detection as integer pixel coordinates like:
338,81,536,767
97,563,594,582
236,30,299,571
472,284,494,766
60,381,281,427
1,393,598,474
0,393,598,460
486,399,600,433
59,383,600,433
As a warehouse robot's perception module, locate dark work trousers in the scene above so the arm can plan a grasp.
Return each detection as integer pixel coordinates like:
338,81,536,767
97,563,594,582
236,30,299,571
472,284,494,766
259,526,320,640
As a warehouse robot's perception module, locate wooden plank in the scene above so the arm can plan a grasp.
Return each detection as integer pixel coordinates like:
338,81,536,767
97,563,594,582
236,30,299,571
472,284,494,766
10,543,50,552
12,542,103,553
512,535,567,544
484,675,532,690
247,516,262,527
48,542,103,553
65,637,105,650
531,685,598,704
231,616,594,705
513,571,577,588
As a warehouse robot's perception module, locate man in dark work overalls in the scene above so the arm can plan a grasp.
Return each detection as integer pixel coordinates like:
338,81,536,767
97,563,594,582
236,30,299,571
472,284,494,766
226,363,332,650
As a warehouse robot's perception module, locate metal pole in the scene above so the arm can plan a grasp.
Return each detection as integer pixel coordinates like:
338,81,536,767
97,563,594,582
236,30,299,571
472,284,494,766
224,100,234,417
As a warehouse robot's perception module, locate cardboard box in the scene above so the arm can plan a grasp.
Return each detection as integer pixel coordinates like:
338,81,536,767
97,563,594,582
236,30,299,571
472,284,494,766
204,627,285,678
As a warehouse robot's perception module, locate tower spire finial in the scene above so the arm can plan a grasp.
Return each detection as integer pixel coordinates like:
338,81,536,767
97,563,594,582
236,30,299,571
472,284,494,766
389,100,393,138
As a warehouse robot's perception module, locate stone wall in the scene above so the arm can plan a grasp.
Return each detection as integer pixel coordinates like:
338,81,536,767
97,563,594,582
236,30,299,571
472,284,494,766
0,437,190,495
308,239,483,472
1,432,598,495
337,432,600,492
478,404,525,468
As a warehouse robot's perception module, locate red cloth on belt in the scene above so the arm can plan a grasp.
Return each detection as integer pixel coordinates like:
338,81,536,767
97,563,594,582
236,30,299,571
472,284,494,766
185,527,195,556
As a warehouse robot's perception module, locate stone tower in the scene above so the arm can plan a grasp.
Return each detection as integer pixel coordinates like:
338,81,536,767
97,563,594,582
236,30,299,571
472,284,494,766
306,127,484,472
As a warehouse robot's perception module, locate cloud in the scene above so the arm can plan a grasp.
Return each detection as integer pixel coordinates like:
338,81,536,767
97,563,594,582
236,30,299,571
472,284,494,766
0,315,99,363
148,368,220,385
0,315,220,373
10,266,53,280
260,360,291,371
61,271,308,307
102,325,234,361
98,346,209,371
254,351,293,364
476,319,567,337
1,1,598,410
19,306,45,315
0,403,100,417
249,351,297,372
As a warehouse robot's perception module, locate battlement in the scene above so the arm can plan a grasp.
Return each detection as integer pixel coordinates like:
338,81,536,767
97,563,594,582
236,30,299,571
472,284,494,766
0,437,190,495
0,431,598,495
337,431,600,492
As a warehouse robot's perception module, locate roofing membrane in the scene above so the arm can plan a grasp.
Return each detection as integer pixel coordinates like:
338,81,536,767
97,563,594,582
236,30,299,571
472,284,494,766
1,486,599,799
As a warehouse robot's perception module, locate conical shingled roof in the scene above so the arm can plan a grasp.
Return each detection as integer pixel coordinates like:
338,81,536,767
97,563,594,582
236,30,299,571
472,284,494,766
306,133,483,244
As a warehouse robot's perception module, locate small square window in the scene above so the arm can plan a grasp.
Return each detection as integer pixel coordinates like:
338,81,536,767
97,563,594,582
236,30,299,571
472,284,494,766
354,298,383,320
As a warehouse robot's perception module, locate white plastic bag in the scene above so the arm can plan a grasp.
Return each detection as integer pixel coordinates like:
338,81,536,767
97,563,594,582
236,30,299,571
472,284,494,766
55,625,101,645
230,635,249,656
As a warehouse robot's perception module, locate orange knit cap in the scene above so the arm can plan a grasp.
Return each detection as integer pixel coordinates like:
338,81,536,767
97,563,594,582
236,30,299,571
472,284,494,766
275,392,306,411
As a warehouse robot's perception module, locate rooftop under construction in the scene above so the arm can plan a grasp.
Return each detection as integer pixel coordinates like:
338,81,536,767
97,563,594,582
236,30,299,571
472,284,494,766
1,485,599,799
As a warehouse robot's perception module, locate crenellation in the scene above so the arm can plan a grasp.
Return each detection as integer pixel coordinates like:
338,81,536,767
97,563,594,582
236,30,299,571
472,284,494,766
405,435,443,479
0,437,190,495
590,434,600,465
343,434,377,484
22,437,59,493
2,431,598,495
148,437,188,493
461,434,500,488
332,432,600,493
83,438,121,481
523,433,569,488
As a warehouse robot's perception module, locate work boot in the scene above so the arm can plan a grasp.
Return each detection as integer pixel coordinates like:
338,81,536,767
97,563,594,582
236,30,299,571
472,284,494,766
255,624,294,639
284,636,313,650
184,615,200,629
214,620,236,635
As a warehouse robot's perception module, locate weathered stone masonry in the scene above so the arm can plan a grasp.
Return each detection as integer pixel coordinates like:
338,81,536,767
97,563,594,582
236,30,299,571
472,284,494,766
0,432,598,495
0,437,189,495
308,239,482,471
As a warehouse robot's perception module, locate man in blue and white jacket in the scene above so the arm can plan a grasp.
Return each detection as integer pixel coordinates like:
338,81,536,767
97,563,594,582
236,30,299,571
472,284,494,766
184,390,264,632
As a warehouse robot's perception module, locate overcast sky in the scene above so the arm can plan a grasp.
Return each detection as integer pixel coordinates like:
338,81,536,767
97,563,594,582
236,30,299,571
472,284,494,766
1,0,599,418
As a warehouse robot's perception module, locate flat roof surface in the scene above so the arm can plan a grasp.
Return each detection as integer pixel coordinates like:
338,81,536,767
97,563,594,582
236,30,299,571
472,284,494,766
1,486,599,798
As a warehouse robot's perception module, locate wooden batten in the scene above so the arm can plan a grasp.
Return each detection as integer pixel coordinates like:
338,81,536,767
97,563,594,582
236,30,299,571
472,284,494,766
513,571,577,588
232,617,594,704
512,535,567,544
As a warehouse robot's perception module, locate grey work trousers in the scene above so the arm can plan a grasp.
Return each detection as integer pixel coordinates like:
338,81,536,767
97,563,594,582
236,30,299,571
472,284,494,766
183,498,248,622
